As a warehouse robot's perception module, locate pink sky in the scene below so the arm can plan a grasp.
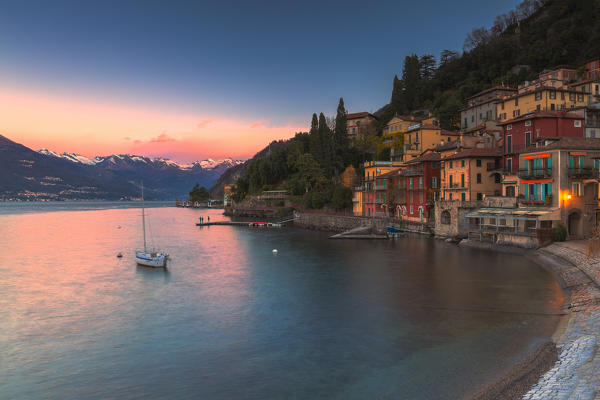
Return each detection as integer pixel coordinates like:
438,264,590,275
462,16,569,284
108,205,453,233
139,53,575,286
0,87,304,162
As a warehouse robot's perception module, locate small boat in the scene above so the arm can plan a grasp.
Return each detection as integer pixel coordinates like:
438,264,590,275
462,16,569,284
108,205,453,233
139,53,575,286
386,226,404,234
135,182,169,268
116,252,123,258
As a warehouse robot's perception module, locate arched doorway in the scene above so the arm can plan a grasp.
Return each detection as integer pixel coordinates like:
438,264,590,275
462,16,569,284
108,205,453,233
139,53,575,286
568,211,581,238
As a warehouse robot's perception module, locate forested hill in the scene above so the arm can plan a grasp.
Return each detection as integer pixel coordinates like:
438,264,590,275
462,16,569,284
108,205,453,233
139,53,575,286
379,0,600,129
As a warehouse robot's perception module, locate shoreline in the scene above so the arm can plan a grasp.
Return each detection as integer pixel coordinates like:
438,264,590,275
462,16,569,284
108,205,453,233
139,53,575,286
460,240,600,399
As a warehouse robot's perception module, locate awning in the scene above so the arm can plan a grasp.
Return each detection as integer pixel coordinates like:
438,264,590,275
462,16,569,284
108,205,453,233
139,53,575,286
465,207,560,221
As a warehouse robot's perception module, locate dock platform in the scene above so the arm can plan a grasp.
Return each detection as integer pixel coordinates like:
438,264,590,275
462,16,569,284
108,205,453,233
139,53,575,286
196,221,282,227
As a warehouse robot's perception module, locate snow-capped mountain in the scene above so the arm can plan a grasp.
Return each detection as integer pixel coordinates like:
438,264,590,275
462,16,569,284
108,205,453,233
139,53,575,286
0,135,246,200
37,150,243,171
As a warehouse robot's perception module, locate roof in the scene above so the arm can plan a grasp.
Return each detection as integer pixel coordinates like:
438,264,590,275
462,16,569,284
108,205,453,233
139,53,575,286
522,137,600,152
347,112,377,120
466,86,516,101
440,129,461,136
443,148,501,160
405,151,441,164
434,141,460,151
497,111,582,126
376,169,403,179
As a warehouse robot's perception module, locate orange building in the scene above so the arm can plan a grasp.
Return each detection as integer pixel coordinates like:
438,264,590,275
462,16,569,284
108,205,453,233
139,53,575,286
497,87,589,121
440,148,502,201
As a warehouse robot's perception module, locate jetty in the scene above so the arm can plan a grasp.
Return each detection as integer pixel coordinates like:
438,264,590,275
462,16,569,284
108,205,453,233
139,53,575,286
329,226,388,240
196,215,297,228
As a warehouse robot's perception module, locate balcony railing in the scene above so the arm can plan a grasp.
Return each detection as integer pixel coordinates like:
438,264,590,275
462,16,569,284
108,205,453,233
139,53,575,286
403,169,424,176
518,168,552,180
568,167,597,178
444,183,466,190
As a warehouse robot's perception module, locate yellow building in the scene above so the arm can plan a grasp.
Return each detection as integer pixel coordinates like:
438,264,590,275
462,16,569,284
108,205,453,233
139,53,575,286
347,112,377,138
223,184,235,206
440,148,502,201
403,124,461,161
497,87,589,121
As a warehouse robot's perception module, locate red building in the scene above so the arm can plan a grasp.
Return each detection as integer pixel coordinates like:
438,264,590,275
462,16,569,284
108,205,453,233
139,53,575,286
389,151,441,222
498,111,584,172
585,59,600,80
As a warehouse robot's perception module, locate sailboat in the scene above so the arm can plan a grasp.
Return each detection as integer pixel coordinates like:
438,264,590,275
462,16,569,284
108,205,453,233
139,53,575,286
135,183,169,268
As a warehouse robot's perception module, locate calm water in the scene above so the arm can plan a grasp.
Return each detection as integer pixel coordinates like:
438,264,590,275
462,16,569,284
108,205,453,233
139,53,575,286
0,204,564,399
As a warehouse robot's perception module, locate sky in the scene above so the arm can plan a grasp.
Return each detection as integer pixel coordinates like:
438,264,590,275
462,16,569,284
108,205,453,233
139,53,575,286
0,0,521,162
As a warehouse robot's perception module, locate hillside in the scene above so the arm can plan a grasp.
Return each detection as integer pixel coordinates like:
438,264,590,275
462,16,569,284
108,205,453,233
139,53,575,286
380,0,600,129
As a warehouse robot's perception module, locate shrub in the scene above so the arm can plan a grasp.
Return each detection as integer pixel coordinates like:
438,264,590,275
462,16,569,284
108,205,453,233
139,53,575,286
330,185,353,210
276,206,295,218
552,222,567,242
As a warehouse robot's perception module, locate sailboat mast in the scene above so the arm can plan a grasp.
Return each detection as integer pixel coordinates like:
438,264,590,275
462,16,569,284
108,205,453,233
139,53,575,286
142,182,147,252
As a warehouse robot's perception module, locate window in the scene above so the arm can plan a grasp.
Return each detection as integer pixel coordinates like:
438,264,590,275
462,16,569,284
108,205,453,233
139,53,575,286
479,113,483,120
575,120,582,127
432,161,438,169
550,104,555,111
476,159,482,167
461,174,465,187
525,120,531,126
441,210,451,225
418,177,423,189
535,92,542,100
495,173,501,183
471,115,474,123
506,135,513,153
477,193,483,201
513,110,521,117
578,94,584,102
536,104,541,111
506,186,515,197
561,92,565,100
449,193,453,200
550,90,556,99
476,173,482,183
570,93,576,101
449,161,453,169
461,160,465,167
461,193,466,201
410,205,414,214
431,177,439,188
449,175,453,187
572,182,582,197
506,158,513,173
525,131,531,147
419,192,423,203
501,102,505,110
409,192,413,202
515,97,519,106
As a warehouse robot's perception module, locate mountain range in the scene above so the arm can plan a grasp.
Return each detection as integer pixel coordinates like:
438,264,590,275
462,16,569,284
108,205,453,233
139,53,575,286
0,134,243,200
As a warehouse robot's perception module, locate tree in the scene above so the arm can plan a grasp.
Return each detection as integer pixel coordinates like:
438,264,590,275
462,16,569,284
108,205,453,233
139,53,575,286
333,97,349,172
189,183,210,202
401,54,421,112
331,185,352,210
317,112,335,176
439,50,459,66
419,54,437,81
463,27,491,52
293,153,327,193
391,74,405,114
354,121,379,162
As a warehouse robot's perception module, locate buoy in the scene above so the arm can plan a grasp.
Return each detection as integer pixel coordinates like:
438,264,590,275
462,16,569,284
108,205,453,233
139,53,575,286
116,252,123,258
272,249,278,254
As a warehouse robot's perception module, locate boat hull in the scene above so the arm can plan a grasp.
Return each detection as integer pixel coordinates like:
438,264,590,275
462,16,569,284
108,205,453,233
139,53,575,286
135,252,168,268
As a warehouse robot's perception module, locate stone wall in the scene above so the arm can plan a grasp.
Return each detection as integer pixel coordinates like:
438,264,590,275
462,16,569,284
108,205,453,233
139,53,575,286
294,213,393,234
434,200,483,238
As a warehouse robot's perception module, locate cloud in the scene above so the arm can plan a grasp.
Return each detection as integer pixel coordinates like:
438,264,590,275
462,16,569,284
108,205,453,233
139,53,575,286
250,121,263,128
133,140,142,145
197,119,212,128
149,133,176,143
124,136,131,141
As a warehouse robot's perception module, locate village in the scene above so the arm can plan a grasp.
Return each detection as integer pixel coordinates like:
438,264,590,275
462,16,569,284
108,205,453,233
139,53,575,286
225,60,600,249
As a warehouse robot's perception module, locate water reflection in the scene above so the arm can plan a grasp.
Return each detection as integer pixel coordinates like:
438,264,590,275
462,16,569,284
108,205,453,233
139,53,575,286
0,206,564,400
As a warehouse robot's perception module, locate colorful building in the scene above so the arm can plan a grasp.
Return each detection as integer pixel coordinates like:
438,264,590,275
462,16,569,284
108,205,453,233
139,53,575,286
358,160,403,216
497,87,589,121
382,114,438,161
518,137,600,239
441,148,502,201
460,86,516,131
403,124,460,161
396,151,441,222
347,112,377,138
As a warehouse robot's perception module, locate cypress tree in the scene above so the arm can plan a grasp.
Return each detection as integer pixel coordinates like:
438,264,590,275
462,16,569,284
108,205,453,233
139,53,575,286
309,113,321,163
333,98,349,171
318,112,334,176
391,75,404,114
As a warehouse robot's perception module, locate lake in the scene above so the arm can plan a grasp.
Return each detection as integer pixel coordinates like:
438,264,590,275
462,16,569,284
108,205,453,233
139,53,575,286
0,203,564,399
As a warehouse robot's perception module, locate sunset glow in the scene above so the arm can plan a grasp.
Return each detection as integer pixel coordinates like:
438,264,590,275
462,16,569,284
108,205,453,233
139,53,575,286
0,87,302,161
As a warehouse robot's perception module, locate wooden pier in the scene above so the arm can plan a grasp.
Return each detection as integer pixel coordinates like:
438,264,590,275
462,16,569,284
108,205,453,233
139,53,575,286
196,221,283,227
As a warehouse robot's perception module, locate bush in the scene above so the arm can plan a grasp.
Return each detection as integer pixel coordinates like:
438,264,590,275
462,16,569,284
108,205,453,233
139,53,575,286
330,185,353,210
552,222,567,242
304,191,329,209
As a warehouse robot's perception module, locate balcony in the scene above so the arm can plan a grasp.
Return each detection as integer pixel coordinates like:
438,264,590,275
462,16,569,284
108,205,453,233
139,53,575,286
518,168,553,180
568,167,597,179
403,169,424,176
443,183,466,190
486,162,501,171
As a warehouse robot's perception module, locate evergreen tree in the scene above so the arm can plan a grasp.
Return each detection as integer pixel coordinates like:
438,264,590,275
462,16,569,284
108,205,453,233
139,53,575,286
309,113,321,165
401,54,421,112
317,112,334,176
333,97,349,172
390,75,405,114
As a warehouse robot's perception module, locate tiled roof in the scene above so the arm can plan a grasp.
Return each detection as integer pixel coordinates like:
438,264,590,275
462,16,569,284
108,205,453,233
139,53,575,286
466,86,516,101
443,148,502,160
347,112,377,120
523,137,600,152
405,151,441,164
497,111,582,126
